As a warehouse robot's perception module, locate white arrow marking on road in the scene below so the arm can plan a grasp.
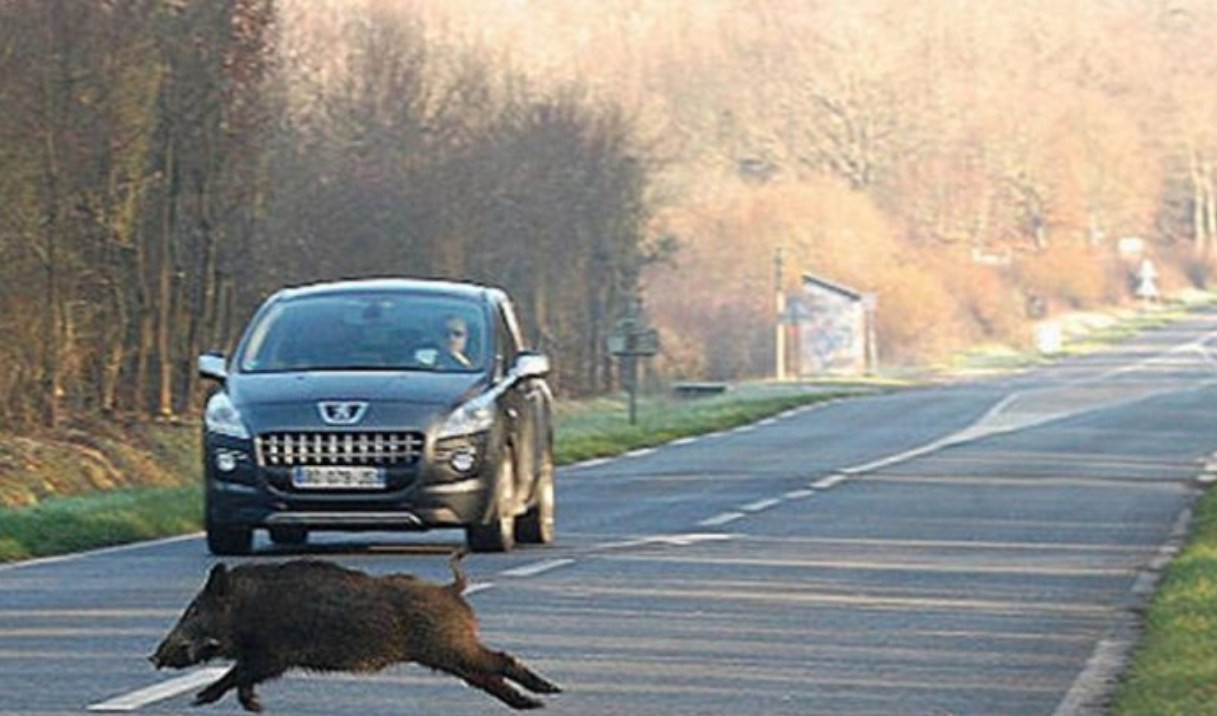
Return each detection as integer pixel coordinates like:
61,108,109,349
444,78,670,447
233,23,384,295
87,667,228,712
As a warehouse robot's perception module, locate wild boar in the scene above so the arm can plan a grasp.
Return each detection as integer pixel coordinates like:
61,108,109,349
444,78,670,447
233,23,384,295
150,552,561,712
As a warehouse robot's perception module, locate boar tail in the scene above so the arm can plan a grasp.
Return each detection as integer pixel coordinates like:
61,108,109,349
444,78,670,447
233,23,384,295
448,548,470,594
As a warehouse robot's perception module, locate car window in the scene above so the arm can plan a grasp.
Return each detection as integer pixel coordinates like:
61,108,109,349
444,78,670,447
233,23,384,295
238,293,487,373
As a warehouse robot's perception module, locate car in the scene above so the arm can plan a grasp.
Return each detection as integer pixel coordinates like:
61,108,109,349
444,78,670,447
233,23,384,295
197,278,556,555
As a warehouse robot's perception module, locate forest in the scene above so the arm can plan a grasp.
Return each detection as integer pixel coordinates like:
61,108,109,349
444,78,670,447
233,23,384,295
2,0,1216,431
0,0,658,431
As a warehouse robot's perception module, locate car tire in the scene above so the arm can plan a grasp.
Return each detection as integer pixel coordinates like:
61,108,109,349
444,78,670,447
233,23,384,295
268,526,308,546
206,522,252,556
516,446,555,544
466,447,517,553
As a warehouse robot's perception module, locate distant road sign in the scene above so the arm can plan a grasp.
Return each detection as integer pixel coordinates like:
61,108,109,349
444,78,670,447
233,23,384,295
609,327,659,356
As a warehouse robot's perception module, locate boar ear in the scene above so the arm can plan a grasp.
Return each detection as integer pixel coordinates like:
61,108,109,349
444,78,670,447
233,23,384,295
204,563,230,597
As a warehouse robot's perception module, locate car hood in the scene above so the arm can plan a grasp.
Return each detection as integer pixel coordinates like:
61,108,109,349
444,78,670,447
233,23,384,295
226,371,488,434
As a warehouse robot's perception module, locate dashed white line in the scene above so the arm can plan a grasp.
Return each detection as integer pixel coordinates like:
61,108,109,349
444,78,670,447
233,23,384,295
652,533,734,546
600,533,735,550
811,474,848,490
624,447,656,458
698,512,745,527
464,582,496,596
784,489,815,500
88,667,228,712
740,498,781,512
499,559,575,578
670,437,699,446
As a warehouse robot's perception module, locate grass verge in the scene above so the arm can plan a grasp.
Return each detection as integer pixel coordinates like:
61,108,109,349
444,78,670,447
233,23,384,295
1112,486,1217,715
0,483,202,562
0,380,884,563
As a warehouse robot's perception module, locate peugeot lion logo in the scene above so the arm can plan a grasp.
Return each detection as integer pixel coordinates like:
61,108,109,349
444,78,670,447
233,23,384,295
318,401,368,425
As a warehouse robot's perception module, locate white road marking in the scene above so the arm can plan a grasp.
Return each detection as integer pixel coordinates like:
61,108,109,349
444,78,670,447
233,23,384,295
732,425,756,434
464,582,496,596
811,474,848,490
697,512,745,527
499,559,575,578
740,498,781,512
1052,639,1132,716
600,532,736,550
0,533,201,574
650,533,733,546
670,437,698,446
87,667,228,712
570,457,612,469
623,447,656,458
757,418,778,426
784,489,814,500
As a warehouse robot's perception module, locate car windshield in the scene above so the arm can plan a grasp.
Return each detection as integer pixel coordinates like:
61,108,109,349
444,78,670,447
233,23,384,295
238,292,488,373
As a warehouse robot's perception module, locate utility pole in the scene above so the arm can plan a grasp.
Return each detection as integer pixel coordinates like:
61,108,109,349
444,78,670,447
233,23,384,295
775,247,786,380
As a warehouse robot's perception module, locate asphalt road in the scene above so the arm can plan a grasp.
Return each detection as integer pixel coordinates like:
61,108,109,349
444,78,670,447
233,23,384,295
4,311,1217,715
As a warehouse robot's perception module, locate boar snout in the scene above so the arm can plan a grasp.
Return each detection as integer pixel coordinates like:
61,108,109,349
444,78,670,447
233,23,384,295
151,636,221,669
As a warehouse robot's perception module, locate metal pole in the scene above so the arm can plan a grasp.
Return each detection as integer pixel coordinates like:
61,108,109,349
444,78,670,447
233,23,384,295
627,355,637,425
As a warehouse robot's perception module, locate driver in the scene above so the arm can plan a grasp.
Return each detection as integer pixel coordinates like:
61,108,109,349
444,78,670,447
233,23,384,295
439,315,473,369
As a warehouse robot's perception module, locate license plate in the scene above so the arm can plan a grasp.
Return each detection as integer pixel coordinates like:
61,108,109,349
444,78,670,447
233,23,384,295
291,466,385,490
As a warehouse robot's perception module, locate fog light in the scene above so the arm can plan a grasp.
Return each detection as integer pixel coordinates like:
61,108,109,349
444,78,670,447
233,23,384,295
450,448,476,473
215,451,239,473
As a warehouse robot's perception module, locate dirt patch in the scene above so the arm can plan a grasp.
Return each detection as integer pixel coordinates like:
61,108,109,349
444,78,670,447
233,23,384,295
0,419,200,509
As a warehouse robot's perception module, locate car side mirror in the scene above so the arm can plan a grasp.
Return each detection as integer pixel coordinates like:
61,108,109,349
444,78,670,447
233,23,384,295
513,352,550,380
199,352,228,383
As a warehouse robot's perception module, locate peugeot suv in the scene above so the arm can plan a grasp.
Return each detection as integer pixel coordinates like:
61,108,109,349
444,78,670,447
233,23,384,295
197,279,555,555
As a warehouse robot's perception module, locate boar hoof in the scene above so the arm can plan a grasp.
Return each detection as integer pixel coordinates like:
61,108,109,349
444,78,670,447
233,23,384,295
238,685,263,712
193,688,223,707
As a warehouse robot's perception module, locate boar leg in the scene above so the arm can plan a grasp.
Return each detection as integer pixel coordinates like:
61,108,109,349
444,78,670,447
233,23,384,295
237,684,262,713
193,660,279,712
193,666,239,706
457,670,544,710
493,650,562,695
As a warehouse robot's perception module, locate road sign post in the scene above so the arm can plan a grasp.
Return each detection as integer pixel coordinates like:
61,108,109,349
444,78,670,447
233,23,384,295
609,312,659,425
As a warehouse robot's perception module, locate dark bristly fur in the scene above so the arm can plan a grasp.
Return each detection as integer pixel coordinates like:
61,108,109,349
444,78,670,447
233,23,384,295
150,551,561,712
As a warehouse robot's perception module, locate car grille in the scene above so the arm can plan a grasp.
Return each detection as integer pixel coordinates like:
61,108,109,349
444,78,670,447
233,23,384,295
256,432,424,467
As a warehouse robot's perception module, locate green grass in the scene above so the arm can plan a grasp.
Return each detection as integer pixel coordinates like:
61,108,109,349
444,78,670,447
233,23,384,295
0,380,883,562
0,483,202,562
554,381,884,464
1113,487,1217,715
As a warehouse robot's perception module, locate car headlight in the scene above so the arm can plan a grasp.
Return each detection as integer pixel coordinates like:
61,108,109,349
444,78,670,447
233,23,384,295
205,392,250,440
436,395,495,439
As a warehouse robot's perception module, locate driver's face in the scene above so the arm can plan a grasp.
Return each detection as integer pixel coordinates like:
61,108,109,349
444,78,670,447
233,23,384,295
446,320,467,350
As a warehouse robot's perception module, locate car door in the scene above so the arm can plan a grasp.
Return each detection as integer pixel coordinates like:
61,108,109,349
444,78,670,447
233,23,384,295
495,298,544,502
493,300,530,503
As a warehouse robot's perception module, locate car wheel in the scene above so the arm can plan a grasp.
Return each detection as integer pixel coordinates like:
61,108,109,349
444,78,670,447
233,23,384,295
206,521,252,556
268,526,308,546
466,447,516,553
516,446,555,544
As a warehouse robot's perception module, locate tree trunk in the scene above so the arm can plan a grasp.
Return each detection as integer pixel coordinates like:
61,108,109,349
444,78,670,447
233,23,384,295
38,2,64,429
1189,144,1211,258
156,140,176,418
